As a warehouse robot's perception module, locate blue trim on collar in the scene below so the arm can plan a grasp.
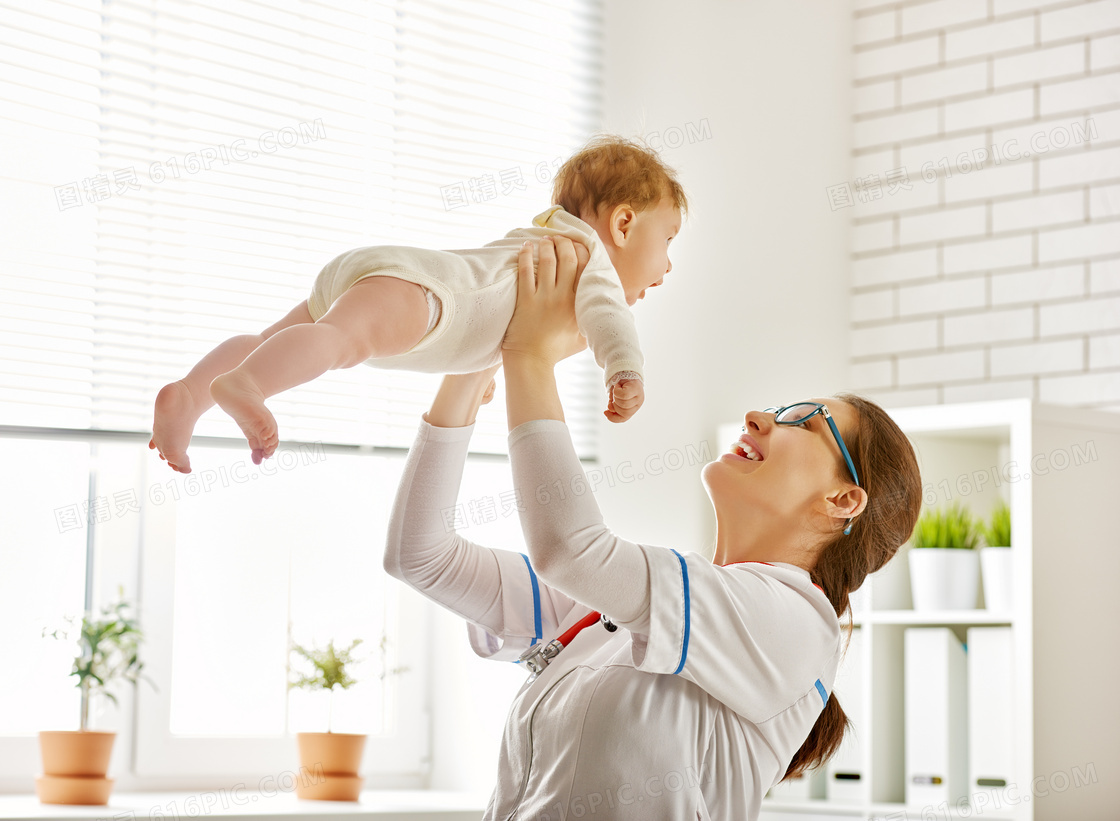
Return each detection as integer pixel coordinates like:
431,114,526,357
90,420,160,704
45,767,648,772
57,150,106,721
814,678,828,707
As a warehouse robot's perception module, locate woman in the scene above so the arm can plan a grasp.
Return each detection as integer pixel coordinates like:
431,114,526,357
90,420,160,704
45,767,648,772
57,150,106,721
384,237,922,819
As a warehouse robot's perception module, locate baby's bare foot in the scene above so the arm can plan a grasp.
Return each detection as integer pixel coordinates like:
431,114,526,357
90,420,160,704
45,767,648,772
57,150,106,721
210,371,279,463
150,381,205,473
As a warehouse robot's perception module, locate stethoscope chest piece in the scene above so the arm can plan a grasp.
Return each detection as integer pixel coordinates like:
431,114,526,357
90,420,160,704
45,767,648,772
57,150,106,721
517,611,617,682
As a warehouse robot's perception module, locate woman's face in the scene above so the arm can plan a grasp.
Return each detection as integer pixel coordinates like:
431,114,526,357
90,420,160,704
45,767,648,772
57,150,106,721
701,398,860,533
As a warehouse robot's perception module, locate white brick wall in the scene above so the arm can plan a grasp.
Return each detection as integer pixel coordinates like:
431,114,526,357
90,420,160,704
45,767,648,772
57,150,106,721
847,0,1120,411
991,189,1084,231
1092,257,1120,291
946,16,1035,61
1041,0,1120,41
1092,32,1120,67
990,263,1086,303
898,275,988,315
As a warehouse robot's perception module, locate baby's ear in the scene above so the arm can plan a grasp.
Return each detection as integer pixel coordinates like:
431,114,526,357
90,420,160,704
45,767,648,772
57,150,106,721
609,204,637,244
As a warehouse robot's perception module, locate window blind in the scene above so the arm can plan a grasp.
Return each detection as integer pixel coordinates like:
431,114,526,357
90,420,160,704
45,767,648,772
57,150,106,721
0,0,603,456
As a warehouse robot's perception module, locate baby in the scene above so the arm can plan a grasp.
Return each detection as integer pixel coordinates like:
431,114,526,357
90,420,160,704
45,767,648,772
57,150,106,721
149,136,687,473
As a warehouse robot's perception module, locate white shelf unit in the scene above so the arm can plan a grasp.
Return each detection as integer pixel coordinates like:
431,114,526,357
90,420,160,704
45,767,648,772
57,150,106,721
744,399,1120,821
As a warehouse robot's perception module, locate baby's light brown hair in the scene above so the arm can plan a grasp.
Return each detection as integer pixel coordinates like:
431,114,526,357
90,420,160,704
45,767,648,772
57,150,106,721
552,135,688,222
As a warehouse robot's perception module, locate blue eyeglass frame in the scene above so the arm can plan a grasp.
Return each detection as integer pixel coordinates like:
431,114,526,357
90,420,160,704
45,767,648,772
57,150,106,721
760,402,861,535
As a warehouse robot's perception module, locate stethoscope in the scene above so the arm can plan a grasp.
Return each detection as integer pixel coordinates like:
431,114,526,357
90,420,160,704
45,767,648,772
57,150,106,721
518,610,617,682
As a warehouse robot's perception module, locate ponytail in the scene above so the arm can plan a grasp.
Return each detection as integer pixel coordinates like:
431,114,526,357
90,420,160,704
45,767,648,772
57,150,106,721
780,394,921,782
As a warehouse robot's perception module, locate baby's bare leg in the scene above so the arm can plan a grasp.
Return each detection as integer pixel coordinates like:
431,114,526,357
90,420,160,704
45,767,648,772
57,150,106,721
210,276,430,463
150,300,315,473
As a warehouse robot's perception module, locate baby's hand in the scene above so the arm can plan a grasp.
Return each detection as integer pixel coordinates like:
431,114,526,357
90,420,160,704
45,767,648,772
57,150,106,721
605,378,644,423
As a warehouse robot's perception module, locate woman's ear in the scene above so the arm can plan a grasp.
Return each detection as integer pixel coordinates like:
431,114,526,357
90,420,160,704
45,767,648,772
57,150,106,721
826,485,868,524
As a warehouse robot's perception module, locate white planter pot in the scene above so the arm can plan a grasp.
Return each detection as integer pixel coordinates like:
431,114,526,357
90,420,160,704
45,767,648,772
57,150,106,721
980,547,1014,612
908,548,980,611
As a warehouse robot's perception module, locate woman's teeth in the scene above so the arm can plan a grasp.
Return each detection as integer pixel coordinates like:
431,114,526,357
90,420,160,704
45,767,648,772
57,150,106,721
732,442,762,461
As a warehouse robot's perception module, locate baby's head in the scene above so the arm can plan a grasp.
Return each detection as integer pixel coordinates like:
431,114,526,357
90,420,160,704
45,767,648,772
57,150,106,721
553,136,687,306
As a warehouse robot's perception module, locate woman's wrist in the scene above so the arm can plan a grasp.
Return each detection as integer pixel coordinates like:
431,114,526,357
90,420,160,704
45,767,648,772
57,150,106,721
500,348,557,373
427,370,498,428
504,351,564,429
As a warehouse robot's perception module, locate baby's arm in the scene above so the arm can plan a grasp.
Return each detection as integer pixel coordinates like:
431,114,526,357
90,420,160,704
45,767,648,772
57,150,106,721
572,250,646,422
605,377,644,423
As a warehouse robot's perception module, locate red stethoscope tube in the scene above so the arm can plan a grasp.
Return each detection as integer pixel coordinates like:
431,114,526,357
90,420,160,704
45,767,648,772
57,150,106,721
518,610,616,680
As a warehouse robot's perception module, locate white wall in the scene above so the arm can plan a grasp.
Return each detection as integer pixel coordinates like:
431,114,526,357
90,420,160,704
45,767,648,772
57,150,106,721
594,0,855,552
848,0,1120,411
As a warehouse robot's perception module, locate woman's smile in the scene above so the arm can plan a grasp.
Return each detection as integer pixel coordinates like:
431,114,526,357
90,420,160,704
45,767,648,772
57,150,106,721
720,432,765,464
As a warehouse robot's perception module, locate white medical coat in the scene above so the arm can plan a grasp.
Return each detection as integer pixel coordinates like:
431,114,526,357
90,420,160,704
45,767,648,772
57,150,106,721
384,420,844,821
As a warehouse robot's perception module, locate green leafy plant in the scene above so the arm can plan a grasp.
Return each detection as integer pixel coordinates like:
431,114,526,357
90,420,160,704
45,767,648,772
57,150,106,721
43,590,153,730
289,635,409,732
289,638,364,733
911,503,979,549
979,501,1011,547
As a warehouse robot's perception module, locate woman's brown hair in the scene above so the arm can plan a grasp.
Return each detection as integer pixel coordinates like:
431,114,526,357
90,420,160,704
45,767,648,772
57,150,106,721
781,393,922,782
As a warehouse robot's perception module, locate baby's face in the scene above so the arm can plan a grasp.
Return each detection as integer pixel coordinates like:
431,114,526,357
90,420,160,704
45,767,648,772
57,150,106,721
611,198,681,306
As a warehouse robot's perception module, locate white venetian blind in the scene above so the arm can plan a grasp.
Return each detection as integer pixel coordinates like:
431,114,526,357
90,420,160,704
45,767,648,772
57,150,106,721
0,0,603,456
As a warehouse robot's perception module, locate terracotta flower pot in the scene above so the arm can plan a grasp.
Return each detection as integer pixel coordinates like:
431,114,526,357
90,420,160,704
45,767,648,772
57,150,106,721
36,731,116,805
295,732,366,801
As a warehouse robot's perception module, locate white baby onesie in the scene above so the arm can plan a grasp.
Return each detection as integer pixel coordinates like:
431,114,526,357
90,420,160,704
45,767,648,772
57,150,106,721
307,206,643,387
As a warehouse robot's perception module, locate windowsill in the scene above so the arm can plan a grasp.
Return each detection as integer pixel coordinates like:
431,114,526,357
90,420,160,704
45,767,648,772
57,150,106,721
0,791,487,821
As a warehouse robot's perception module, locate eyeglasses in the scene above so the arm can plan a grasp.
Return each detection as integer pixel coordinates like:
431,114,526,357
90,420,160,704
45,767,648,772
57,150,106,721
760,402,860,535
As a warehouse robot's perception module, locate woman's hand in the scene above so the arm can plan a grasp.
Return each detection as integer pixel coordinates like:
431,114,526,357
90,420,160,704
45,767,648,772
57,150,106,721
502,236,589,367
502,235,589,429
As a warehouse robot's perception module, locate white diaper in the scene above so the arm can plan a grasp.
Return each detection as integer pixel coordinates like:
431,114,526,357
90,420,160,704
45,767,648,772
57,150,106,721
423,287,442,336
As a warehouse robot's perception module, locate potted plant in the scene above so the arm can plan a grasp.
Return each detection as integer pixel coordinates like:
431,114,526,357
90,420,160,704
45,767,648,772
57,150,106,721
908,503,980,611
979,501,1013,612
38,591,152,805
289,638,367,801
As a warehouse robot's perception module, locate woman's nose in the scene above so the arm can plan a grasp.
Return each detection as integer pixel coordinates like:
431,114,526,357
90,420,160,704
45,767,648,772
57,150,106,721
743,409,770,432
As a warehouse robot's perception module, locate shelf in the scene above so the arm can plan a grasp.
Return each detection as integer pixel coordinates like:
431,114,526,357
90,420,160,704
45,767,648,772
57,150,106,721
852,610,1013,626
867,801,1015,821
760,798,1015,820
760,798,863,816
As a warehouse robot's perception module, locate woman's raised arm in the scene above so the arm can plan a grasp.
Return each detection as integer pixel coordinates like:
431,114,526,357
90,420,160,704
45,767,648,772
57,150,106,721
382,367,510,631
501,237,653,629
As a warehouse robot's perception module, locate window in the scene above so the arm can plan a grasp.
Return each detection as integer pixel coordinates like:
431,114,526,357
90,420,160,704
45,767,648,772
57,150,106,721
0,0,603,786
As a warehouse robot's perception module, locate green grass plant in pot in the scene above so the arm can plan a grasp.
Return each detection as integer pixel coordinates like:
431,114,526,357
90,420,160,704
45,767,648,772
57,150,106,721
38,592,152,805
289,638,367,801
908,503,981,611
978,501,1013,612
